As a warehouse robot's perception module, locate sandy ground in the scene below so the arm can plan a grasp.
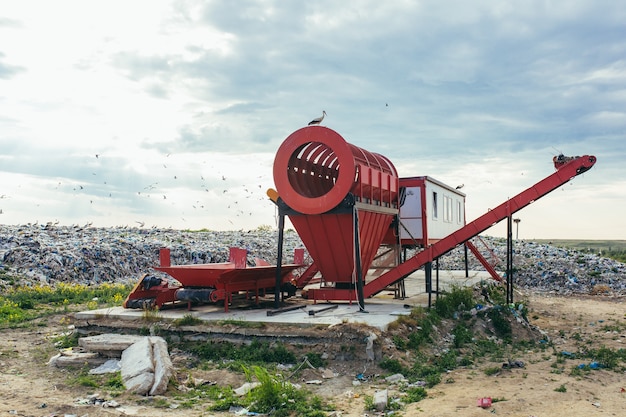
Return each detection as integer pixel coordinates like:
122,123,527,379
1,292,624,417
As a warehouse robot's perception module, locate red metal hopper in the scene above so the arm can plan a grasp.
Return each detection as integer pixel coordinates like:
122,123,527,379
272,126,400,304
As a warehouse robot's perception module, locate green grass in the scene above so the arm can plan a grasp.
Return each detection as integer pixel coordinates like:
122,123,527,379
68,369,126,393
172,313,203,326
241,365,331,416
176,338,297,365
483,366,501,376
0,282,132,328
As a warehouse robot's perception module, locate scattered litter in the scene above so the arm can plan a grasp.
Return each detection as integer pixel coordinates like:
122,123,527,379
234,382,261,396
477,397,492,408
229,406,265,415
305,379,323,385
577,361,602,369
384,373,407,384
502,359,525,369
74,394,120,408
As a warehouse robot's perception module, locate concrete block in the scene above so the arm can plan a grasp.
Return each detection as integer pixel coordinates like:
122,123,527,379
120,337,153,380
149,337,173,396
124,372,155,395
374,389,388,411
79,333,145,357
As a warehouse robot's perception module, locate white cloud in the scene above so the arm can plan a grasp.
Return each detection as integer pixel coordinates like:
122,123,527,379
0,0,623,239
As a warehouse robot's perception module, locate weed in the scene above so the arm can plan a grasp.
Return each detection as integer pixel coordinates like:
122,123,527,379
555,384,567,392
487,308,512,340
401,307,440,350
392,334,408,350
433,350,458,371
104,373,125,390
205,387,238,411
242,365,330,416
305,352,327,368
173,313,202,327
52,330,79,348
402,386,427,403
424,372,441,387
178,339,297,364
217,318,265,328
410,361,442,387
141,307,162,322
380,357,408,375
589,346,624,370
152,397,171,408
433,285,475,319
451,322,474,348
483,366,501,376
486,284,507,306
70,372,100,388
470,339,506,362
570,365,589,377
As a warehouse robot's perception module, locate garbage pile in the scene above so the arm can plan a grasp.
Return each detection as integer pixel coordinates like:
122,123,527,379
434,237,626,295
0,224,303,290
0,224,624,295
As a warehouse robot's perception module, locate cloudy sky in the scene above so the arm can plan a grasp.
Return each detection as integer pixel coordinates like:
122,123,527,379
0,0,624,239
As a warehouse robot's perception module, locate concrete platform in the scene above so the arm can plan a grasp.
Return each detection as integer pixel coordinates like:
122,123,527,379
76,270,495,331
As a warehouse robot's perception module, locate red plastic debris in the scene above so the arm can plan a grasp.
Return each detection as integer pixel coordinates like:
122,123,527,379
477,397,492,408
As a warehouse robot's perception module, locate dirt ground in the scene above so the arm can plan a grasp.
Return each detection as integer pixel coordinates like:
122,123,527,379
1,292,625,417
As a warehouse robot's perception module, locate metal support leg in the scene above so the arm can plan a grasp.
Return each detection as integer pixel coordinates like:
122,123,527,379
506,215,514,304
354,207,367,312
425,261,432,308
435,257,440,300
274,212,285,309
464,243,469,278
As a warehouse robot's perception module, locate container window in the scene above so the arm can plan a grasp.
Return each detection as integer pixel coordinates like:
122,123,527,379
432,191,438,219
443,195,452,223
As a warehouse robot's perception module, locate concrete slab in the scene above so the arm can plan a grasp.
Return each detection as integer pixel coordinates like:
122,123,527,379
76,270,495,331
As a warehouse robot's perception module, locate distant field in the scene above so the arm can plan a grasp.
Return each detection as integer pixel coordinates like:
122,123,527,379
533,239,626,263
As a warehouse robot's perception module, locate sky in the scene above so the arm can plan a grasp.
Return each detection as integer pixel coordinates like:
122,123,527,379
0,0,624,240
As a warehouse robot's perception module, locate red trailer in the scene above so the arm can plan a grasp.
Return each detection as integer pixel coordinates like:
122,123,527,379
124,247,305,312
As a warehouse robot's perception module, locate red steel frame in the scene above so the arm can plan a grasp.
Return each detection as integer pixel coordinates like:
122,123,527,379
272,125,597,303
124,247,305,312
363,154,597,297
289,155,596,301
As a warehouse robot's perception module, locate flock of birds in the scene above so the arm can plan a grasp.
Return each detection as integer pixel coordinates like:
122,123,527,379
0,112,333,228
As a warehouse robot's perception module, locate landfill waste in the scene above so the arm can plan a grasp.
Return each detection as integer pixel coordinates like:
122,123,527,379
0,224,304,290
408,236,626,295
0,225,624,296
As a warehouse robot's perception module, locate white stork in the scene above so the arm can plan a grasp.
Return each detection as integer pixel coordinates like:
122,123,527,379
308,110,327,125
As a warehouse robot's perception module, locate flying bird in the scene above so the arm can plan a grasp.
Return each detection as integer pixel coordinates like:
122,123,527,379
455,184,464,190
308,110,327,125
